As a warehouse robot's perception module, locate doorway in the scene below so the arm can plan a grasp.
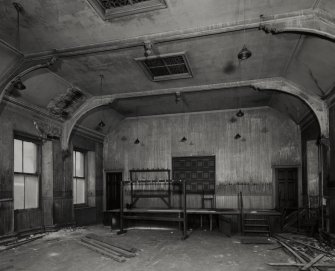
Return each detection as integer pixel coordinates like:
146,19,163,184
276,167,298,210
106,172,122,210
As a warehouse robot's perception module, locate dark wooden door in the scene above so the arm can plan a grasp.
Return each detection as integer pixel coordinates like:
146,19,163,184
106,172,122,210
276,168,298,210
172,156,215,194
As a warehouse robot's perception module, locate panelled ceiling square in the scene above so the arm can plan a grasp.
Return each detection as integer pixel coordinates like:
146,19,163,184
87,0,167,20
136,53,193,82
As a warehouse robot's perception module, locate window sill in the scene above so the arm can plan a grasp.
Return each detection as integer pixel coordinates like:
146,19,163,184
74,204,90,209
14,208,41,213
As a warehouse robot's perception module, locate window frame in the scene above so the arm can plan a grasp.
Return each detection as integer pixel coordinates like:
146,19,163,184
87,0,167,20
13,134,41,211
73,148,88,206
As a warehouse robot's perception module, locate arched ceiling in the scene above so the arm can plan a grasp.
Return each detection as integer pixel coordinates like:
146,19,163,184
0,0,333,137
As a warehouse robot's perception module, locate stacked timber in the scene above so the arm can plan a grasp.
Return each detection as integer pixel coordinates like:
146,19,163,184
268,234,335,270
80,233,138,262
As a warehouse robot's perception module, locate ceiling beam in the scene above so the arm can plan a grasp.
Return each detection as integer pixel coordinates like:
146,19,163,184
259,8,335,41
23,9,333,61
60,77,329,151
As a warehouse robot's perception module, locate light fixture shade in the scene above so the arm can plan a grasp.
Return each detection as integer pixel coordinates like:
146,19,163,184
237,45,252,60
98,120,106,128
13,2,23,12
234,133,241,139
134,138,140,144
13,78,26,90
180,136,187,142
236,110,244,118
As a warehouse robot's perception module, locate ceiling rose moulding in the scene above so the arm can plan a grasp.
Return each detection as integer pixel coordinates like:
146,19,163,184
23,10,317,60
61,77,329,151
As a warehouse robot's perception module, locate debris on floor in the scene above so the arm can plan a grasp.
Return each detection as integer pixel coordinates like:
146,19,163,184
79,233,138,262
268,233,335,270
0,234,45,253
240,237,275,244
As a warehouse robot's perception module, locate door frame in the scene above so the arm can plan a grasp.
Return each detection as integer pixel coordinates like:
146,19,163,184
103,170,123,211
272,164,302,209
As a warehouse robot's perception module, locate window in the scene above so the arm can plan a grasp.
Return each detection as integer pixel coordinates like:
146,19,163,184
73,151,86,205
14,139,39,210
87,0,167,20
136,53,193,81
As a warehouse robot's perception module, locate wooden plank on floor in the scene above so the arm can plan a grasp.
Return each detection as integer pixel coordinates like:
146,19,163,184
85,234,138,253
301,254,325,271
79,241,126,263
81,237,136,258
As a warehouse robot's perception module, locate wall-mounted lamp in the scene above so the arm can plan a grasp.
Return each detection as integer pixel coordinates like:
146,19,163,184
12,77,26,90
234,133,242,140
98,120,105,128
134,138,140,144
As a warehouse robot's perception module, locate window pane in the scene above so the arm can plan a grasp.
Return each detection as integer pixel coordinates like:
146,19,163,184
14,139,23,172
75,151,84,177
25,176,39,209
73,152,76,176
14,175,24,209
23,141,37,173
73,178,77,204
76,179,85,204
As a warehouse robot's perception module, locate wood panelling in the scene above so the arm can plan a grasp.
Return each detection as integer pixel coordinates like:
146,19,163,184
105,107,301,209
14,209,42,232
0,103,45,235
53,198,73,226
0,103,104,236
0,201,13,235
53,140,74,226
0,119,13,235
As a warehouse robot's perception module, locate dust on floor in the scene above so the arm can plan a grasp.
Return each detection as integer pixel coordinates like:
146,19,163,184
0,225,295,271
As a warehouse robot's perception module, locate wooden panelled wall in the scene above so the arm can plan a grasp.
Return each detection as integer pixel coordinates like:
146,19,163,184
328,105,335,233
105,107,301,209
0,102,103,236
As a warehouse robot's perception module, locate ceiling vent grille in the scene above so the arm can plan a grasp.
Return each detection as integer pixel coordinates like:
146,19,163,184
100,0,151,9
136,53,193,81
87,0,167,20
